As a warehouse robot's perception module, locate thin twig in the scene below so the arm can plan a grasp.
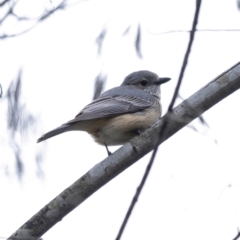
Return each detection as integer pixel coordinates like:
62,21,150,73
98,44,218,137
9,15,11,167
135,24,142,58
0,0,17,25
149,28,240,35
232,230,240,240
115,1,202,239
0,0,10,7
96,27,107,55
0,0,67,39
0,84,2,98
93,73,107,100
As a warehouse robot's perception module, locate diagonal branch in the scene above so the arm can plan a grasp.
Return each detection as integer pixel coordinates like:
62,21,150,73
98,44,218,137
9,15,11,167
0,0,10,7
7,62,240,240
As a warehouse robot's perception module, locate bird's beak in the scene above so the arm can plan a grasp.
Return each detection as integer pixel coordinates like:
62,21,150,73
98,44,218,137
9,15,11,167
154,77,171,85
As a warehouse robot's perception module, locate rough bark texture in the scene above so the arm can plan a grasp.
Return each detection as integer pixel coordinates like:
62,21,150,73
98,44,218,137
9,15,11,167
8,62,240,240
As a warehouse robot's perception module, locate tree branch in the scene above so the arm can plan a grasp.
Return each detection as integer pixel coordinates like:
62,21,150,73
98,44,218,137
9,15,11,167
0,0,68,39
232,230,240,240
8,62,240,240
149,29,240,35
0,0,10,7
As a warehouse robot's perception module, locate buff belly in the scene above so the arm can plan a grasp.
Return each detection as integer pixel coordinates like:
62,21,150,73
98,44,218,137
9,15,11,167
76,106,161,146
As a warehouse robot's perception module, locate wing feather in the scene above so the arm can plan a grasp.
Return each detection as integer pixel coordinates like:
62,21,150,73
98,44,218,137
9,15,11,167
67,86,155,124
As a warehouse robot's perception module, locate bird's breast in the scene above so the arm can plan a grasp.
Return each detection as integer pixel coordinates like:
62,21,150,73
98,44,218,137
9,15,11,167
92,102,161,146
73,99,161,146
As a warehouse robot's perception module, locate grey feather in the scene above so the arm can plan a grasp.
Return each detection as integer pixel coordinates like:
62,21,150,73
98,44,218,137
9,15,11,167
37,125,69,143
67,86,154,124
37,86,155,142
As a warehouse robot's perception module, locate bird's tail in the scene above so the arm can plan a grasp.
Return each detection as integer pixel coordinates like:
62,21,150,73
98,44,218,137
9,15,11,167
37,124,70,143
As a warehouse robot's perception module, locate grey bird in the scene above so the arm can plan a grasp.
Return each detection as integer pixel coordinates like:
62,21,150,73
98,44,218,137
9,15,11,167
37,71,171,155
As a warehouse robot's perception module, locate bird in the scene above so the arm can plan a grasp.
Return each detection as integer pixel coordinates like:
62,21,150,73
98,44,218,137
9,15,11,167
37,71,171,155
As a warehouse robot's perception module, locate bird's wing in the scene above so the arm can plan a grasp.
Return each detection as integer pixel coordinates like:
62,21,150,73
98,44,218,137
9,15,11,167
67,86,155,124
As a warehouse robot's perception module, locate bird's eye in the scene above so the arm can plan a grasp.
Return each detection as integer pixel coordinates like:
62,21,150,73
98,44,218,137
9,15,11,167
140,80,148,86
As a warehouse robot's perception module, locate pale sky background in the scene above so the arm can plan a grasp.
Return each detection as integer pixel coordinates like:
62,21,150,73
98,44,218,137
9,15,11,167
1,0,240,239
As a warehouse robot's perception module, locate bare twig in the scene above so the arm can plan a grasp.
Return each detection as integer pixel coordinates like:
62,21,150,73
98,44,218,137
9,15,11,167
93,73,107,100
123,26,131,35
168,1,201,111
0,0,17,25
96,27,107,54
135,24,142,58
0,83,2,98
115,1,202,239
0,0,10,7
0,0,68,39
0,24,40,39
232,230,240,240
149,28,240,35
7,62,240,240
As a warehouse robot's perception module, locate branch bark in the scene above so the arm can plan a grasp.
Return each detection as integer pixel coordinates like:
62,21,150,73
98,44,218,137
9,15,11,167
8,62,240,240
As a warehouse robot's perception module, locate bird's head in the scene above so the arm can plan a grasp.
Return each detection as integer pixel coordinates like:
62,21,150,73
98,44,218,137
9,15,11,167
121,70,171,98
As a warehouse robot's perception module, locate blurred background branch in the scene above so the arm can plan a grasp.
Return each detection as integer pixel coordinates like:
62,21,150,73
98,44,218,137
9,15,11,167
0,0,84,39
0,0,85,178
1,70,40,178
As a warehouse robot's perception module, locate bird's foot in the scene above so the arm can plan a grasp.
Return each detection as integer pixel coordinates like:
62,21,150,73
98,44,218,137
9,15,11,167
105,143,112,156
